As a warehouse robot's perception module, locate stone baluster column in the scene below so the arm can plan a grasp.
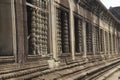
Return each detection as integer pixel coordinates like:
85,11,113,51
31,7,37,55
56,8,62,54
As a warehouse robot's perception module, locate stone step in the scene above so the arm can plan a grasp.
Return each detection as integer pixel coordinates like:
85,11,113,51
4,61,86,80
0,61,48,80
32,62,104,80
0,56,14,64
6,61,101,80
0,57,101,80
0,65,48,79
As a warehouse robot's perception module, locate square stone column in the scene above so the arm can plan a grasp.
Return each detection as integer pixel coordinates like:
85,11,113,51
92,26,96,56
82,19,87,58
111,33,114,56
49,0,57,59
14,0,27,63
115,35,117,54
117,31,119,54
69,0,75,60
11,0,17,61
114,30,118,54
107,32,111,57
103,31,107,55
91,13,96,57
116,35,119,54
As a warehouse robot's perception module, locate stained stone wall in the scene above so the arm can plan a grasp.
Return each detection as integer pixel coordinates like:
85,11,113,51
0,0,13,56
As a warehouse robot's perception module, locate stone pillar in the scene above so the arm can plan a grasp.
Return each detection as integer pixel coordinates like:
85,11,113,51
119,34,120,54
107,32,111,57
69,0,75,60
98,28,101,54
49,0,57,59
116,35,119,54
114,29,118,55
11,0,17,61
103,31,107,56
116,37,119,55
111,33,114,56
14,0,27,63
91,13,95,57
23,0,28,60
92,25,96,56
115,35,117,54
118,35,120,54
82,19,87,58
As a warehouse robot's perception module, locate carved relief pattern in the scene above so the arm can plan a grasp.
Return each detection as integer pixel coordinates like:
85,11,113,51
94,27,99,53
93,26,97,53
105,32,109,53
30,0,49,55
86,23,93,53
100,29,104,52
56,8,62,54
75,18,83,53
77,19,83,52
62,12,70,53
56,8,70,54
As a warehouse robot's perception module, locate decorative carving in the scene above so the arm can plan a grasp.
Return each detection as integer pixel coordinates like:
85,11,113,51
93,26,99,53
56,8,70,54
86,22,93,53
28,0,49,55
56,8,62,54
74,17,83,53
